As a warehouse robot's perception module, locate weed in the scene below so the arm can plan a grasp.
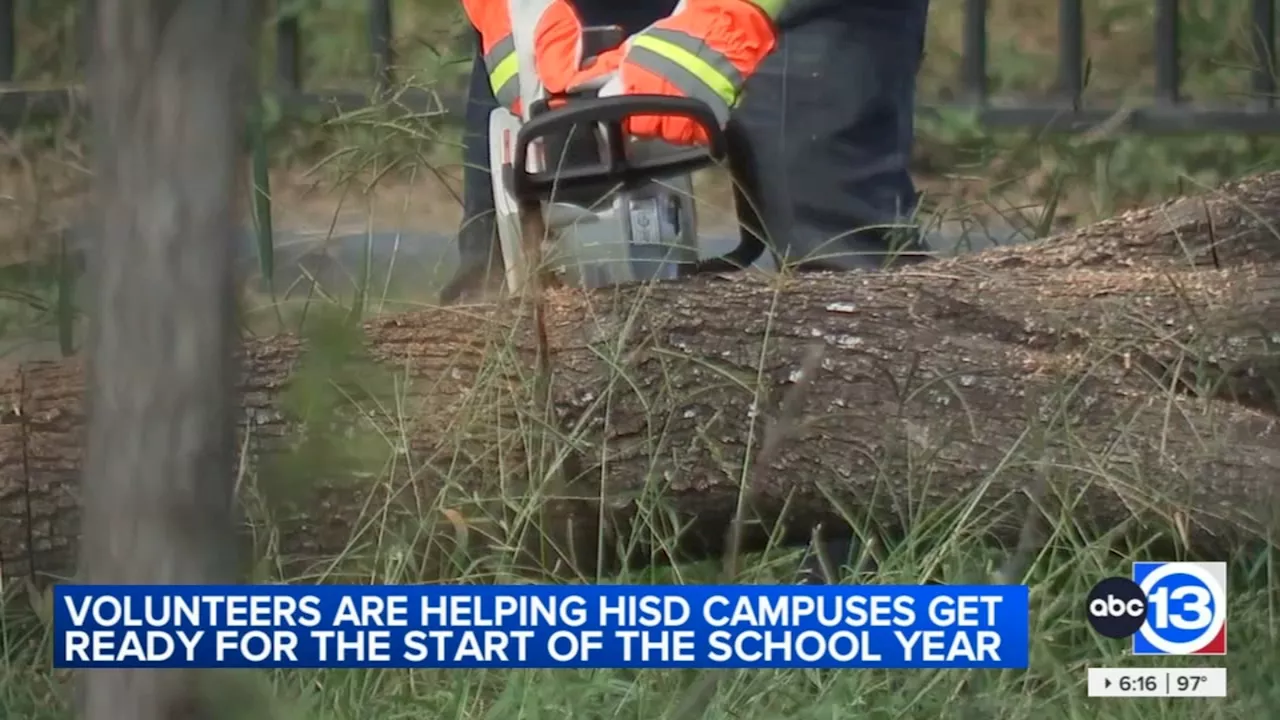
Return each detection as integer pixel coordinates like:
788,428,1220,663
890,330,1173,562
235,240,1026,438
2,1,1278,717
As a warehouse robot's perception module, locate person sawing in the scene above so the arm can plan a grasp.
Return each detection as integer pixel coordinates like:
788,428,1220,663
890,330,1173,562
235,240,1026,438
440,0,933,303
443,0,932,584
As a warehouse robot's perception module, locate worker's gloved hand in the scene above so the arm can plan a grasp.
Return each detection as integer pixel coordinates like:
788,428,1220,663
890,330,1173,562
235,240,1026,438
462,0,593,113
565,0,783,145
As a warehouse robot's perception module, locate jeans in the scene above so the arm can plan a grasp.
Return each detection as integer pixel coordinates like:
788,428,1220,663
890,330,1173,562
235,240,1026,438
449,0,932,292
736,0,932,269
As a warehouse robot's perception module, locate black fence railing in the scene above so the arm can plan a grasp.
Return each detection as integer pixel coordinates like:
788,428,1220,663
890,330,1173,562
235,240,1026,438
1,0,1279,133
957,0,1279,132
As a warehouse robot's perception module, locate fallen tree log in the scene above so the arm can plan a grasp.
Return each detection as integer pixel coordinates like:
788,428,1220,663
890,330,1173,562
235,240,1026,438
4,172,1280,585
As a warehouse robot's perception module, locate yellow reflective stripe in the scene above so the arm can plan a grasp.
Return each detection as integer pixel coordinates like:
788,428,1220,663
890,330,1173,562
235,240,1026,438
489,52,519,99
483,34,520,106
631,34,737,107
745,0,786,19
626,46,733,123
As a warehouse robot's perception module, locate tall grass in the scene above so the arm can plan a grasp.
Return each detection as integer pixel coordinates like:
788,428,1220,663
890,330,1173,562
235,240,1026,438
1,1,1278,717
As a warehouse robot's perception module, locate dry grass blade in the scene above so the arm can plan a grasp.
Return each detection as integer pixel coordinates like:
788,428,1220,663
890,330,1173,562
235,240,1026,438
1,2,1279,720
722,340,827,580
666,341,825,720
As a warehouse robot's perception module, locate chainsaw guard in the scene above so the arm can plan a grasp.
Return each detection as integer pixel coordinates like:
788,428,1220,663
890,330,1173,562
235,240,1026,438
489,106,531,295
491,103,714,291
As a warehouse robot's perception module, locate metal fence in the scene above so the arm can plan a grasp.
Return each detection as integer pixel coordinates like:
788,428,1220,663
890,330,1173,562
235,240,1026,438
1,0,1278,133
960,0,1279,133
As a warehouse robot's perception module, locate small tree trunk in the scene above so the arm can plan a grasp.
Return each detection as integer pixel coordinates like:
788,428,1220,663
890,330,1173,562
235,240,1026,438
79,1,253,718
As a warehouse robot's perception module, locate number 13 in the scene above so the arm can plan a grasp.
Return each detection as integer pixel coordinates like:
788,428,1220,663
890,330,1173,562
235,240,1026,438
1148,586,1212,630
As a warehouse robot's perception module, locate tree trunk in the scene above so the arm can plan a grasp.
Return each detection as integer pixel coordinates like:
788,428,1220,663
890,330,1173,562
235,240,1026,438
75,1,254,719
4,173,1280,587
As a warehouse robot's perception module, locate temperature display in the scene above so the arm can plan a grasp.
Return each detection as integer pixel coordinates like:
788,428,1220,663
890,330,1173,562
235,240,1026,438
1088,667,1227,697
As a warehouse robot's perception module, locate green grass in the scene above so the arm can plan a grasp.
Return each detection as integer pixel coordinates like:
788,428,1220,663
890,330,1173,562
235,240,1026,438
916,0,1280,220
2,526,1276,718
7,0,1280,245
15,0,1279,219
3,0,1280,717
2,303,1277,719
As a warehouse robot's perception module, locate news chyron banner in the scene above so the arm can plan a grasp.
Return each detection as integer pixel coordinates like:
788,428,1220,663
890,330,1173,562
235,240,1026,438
54,585,1031,670
1085,562,1227,656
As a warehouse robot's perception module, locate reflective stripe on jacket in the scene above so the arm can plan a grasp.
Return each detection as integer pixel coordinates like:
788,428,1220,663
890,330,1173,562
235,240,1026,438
624,0,785,123
463,0,789,117
461,0,528,109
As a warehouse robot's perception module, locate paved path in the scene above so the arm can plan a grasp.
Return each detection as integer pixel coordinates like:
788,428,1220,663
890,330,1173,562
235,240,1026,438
1,219,1033,366
237,218,1033,298
20,217,1037,299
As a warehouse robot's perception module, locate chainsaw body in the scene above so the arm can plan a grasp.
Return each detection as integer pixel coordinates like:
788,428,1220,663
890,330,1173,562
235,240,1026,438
488,26,730,294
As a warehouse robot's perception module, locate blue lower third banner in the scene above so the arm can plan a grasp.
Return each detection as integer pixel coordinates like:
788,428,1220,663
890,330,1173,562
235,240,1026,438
54,584,1030,669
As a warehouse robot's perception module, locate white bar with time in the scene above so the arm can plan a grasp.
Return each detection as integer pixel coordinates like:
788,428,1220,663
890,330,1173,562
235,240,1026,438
1088,667,1227,698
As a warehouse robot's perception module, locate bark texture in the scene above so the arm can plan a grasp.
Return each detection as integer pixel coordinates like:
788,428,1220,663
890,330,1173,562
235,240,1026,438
75,1,253,719
4,172,1280,586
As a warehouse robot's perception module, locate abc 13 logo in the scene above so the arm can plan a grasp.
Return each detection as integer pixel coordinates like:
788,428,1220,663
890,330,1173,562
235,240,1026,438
1085,562,1226,655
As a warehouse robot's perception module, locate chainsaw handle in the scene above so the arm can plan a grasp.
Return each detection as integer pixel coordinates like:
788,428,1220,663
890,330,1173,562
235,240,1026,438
508,95,727,202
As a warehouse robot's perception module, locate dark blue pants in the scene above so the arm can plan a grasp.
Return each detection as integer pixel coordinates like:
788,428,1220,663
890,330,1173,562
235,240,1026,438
449,0,932,289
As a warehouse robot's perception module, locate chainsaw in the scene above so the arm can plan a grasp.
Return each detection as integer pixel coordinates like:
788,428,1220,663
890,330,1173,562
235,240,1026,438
487,24,764,295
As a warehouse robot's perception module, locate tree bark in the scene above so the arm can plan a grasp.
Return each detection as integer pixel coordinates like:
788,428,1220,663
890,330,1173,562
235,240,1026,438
75,1,253,719
4,172,1280,587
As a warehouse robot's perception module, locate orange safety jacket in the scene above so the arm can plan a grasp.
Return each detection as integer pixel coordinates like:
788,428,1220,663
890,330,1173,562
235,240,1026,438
462,0,788,127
